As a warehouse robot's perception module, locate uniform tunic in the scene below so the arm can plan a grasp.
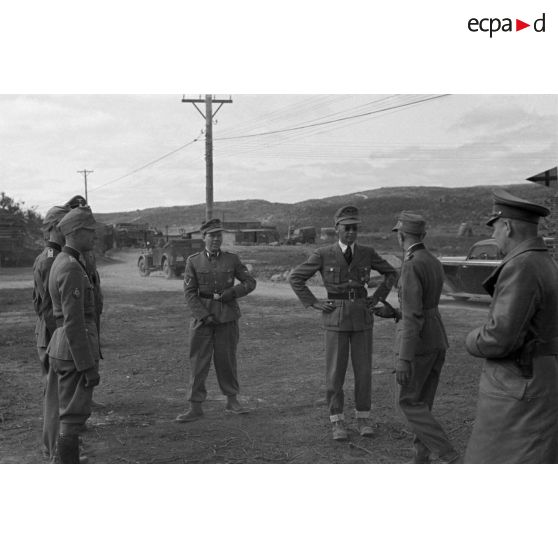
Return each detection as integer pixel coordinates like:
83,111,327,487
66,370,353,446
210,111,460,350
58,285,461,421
290,242,397,417
184,250,256,402
32,241,62,457
396,243,455,459
465,237,558,463
47,246,100,435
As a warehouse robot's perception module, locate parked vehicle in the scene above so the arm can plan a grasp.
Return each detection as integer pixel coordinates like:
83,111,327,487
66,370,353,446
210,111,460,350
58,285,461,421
137,237,204,279
439,239,502,300
285,226,316,245
440,237,554,300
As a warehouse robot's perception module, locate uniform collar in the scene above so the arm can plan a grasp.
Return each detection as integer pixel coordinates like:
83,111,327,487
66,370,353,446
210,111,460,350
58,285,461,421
205,249,221,259
46,241,61,251
406,242,425,258
62,245,82,259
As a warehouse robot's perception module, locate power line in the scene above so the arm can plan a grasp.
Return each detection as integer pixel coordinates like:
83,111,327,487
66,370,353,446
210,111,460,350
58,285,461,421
89,134,202,193
215,95,449,141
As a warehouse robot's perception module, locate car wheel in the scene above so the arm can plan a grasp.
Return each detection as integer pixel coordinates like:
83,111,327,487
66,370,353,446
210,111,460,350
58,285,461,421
138,257,150,277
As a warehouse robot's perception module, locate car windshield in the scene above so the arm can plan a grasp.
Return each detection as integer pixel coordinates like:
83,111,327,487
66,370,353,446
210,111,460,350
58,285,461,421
468,244,500,260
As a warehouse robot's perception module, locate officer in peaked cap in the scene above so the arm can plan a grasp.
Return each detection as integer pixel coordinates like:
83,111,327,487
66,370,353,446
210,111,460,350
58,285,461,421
33,204,70,461
391,211,458,464
486,188,549,227
465,190,558,463
176,217,257,423
290,205,397,441
46,205,101,463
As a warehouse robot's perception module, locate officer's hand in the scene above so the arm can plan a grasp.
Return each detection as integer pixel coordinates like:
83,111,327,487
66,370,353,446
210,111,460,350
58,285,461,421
312,300,335,313
395,359,412,387
83,367,100,389
219,288,236,303
203,314,218,326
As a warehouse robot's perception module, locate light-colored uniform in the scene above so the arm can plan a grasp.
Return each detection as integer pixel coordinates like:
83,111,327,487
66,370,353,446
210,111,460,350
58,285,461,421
184,250,256,402
290,242,397,418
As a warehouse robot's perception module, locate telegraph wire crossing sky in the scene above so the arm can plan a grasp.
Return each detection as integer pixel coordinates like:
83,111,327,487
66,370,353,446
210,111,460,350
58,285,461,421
1,94,557,215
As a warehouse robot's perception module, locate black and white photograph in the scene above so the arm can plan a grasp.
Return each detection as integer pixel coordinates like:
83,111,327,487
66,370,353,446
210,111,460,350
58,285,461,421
2,93,558,466
1,1,558,557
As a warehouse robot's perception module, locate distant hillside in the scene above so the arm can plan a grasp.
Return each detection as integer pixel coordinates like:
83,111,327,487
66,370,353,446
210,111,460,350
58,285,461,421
95,183,555,236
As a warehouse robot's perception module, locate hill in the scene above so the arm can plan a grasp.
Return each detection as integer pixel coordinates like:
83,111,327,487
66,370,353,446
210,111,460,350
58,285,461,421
95,183,555,236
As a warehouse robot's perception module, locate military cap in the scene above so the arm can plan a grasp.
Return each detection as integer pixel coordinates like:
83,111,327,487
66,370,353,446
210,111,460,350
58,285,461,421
64,195,88,210
200,218,225,235
486,189,550,226
42,205,70,231
58,206,97,236
392,211,426,235
334,205,361,225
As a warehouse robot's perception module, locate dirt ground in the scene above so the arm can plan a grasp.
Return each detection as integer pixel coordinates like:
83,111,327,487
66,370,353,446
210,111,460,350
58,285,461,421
0,248,491,464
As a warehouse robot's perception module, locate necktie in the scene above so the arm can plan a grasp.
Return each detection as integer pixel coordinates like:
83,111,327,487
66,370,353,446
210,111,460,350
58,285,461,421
344,245,352,265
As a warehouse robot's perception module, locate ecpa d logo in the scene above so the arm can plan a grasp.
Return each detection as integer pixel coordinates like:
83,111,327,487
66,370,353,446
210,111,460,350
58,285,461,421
468,13,546,37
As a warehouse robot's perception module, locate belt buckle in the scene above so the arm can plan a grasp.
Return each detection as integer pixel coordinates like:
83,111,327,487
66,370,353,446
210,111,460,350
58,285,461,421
348,289,356,302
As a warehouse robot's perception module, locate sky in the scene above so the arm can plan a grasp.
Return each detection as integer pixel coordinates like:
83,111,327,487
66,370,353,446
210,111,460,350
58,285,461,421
2,93,557,216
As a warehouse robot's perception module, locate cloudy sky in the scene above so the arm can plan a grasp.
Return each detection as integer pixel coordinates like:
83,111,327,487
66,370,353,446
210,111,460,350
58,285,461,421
2,93,557,216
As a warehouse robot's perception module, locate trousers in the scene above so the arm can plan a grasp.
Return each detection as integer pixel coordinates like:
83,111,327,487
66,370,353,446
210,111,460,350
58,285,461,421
325,328,372,416
398,349,454,458
49,357,95,435
189,320,240,402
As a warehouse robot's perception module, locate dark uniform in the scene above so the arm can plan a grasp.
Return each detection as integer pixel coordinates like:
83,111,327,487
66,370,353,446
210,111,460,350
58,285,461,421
290,206,397,435
32,205,69,459
183,221,256,405
47,207,101,463
392,212,457,463
465,191,558,463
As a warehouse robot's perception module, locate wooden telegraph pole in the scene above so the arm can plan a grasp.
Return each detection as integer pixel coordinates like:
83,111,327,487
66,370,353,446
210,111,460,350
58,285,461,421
526,166,558,259
182,94,232,221
77,169,94,203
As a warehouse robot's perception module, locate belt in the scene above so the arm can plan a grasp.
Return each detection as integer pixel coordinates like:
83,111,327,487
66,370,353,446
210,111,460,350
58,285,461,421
327,289,367,300
198,292,220,299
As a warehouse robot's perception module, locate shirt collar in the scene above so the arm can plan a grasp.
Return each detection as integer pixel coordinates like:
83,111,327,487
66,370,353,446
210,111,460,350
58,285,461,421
205,249,221,259
338,240,355,253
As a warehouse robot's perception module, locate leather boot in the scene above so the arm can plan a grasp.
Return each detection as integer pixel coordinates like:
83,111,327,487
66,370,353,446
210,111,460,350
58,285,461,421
175,402,204,423
57,434,80,464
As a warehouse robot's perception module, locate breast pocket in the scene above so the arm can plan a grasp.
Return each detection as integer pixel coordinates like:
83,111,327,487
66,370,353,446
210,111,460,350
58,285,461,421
323,266,341,284
197,272,210,286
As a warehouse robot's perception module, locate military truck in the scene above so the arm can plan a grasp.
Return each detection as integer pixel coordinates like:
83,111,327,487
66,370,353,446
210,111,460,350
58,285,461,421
285,226,316,245
137,237,204,279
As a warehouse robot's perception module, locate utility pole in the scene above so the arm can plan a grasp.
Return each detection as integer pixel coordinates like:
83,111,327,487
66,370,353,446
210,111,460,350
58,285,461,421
182,94,232,221
77,169,94,203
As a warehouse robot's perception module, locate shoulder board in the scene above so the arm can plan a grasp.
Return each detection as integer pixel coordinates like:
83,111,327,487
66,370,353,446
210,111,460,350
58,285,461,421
47,248,54,258
187,252,201,260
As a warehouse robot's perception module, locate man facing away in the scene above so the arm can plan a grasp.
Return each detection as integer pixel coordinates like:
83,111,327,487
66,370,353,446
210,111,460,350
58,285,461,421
176,218,257,422
47,206,101,463
465,190,558,463
392,211,459,464
290,205,397,441
32,204,69,461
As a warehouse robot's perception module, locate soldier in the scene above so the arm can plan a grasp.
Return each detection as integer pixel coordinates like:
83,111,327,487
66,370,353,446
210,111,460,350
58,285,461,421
175,218,257,422
32,204,69,460
289,206,397,441
64,195,105,411
47,206,101,463
465,190,558,463
64,195,104,337
392,212,459,464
